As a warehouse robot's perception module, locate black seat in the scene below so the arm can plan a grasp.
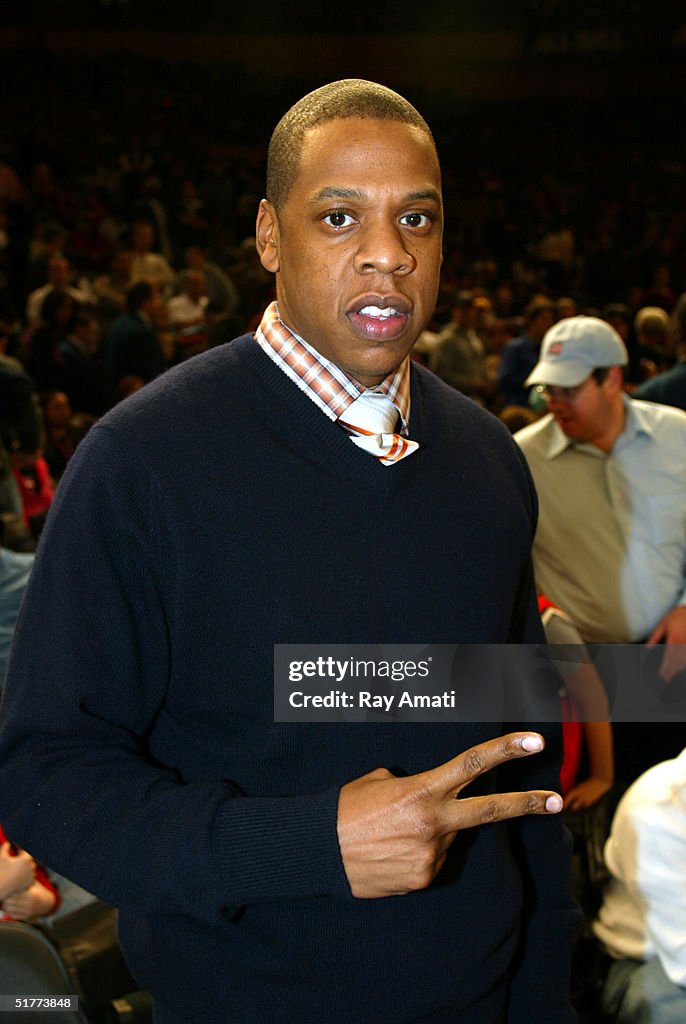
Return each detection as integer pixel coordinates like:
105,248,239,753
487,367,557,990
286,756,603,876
0,920,91,1023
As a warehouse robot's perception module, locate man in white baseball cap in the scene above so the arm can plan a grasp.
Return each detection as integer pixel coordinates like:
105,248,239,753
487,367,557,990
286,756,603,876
516,315,686,783
525,315,628,389
523,316,629,450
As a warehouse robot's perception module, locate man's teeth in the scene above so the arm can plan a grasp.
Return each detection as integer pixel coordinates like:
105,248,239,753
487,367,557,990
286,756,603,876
359,305,400,319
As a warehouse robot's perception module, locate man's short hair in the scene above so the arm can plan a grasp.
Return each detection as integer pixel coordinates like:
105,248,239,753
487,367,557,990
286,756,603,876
524,299,555,323
127,280,154,315
634,305,671,338
601,302,631,326
266,79,435,213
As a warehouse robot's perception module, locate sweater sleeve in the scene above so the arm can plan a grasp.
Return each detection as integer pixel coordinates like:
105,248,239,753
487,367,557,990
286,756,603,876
0,424,350,926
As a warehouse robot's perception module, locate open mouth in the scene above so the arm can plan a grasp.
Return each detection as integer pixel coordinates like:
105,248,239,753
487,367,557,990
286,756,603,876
347,297,411,340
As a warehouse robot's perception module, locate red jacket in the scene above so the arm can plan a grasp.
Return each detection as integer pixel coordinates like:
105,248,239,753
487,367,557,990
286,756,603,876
0,824,59,919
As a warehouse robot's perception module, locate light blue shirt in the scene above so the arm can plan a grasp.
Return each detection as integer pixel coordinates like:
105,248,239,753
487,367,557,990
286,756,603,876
515,397,686,643
0,547,34,687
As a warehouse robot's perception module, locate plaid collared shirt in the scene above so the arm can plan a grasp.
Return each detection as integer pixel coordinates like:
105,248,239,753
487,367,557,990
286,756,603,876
255,301,412,435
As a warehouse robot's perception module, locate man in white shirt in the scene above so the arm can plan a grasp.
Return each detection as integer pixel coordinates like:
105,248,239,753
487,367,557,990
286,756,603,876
431,291,490,402
515,316,686,781
25,255,92,324
593,749,686,1023
129,221,176,298
167,270,208,329
166,270,209,357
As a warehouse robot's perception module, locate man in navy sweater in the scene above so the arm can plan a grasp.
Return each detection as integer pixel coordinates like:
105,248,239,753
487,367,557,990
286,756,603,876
0,81,577,1023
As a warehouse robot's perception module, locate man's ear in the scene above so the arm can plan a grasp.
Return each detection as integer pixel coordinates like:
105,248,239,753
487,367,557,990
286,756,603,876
607,365,624,393
256,199,280,273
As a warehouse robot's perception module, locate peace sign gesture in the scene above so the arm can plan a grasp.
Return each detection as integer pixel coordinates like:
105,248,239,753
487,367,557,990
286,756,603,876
337,732,562,899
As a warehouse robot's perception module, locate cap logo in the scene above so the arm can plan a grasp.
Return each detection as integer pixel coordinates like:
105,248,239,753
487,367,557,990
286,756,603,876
548,341,563,357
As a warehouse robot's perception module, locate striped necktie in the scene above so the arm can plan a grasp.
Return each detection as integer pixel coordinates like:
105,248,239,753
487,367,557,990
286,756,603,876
338,391,418,465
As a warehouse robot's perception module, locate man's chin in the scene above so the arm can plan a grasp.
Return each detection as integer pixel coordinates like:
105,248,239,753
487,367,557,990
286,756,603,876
554,417,577,437
348,368,401,388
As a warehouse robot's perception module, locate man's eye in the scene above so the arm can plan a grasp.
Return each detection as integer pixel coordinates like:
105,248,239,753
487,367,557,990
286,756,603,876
400,212,432,229
322,211,355,228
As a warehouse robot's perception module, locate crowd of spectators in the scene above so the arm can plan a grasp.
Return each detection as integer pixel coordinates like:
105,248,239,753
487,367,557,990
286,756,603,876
2,54,686,542
4,50,686,579
1,52,686,1023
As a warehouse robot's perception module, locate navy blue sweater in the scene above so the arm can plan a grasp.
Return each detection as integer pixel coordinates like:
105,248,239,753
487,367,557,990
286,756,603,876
0,337,577,1023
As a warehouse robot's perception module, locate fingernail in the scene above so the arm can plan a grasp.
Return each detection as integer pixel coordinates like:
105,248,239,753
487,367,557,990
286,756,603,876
521,734,543,752
545,794,563,813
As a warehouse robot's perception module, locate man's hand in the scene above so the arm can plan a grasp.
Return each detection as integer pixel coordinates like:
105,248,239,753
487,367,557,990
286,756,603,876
646,605,686,682
0,841,36,901
1,880,57,921
337,732,562,899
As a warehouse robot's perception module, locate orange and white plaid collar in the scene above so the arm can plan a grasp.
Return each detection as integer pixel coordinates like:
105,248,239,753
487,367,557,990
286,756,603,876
254,301,412,435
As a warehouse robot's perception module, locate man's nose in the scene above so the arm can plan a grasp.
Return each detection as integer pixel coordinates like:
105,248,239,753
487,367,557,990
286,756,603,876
353,219,415,276
546,394,573,415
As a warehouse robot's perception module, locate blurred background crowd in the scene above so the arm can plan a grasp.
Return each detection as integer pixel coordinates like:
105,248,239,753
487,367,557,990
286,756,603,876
2,43,686,542
3,1,686,545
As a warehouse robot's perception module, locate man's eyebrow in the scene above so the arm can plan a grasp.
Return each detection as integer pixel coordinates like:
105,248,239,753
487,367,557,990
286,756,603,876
308,187,366,205
406,189,442,204
308,187,442,205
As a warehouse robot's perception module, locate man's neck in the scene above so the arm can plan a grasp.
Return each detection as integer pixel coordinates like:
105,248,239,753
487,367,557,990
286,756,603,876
587,400,627,454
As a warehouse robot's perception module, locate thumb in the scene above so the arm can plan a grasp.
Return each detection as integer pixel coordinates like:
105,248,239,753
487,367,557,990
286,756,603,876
351,767,395,784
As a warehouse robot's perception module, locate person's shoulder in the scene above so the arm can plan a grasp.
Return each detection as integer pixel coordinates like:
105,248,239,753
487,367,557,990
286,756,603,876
617,754,686,829
435,321,462,342
631,395,686,433
415,363,529,463
513,412,554,451
106,312,135,335
0,547,35,581
107,334,250,415
503,332,529,351
655,362,686,405
75,337,253,472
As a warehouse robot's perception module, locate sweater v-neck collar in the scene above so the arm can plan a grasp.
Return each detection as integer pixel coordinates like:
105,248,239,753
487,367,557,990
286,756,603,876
235,336,425,489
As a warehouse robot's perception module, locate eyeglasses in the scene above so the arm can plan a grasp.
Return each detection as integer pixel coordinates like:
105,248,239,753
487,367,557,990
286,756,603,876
535,368,609,403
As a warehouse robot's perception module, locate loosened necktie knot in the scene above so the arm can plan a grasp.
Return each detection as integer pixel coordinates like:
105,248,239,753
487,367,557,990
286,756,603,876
338,391,418,465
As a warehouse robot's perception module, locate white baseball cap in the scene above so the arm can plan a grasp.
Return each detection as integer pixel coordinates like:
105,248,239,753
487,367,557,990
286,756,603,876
525,316,628,388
